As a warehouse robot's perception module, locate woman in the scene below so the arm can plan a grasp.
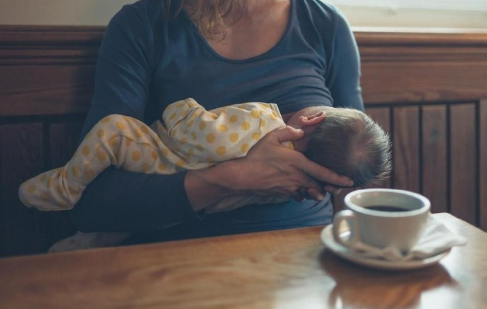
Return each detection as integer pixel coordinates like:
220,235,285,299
70,0,362,244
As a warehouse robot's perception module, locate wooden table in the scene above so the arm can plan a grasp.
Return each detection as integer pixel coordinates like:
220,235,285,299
0,213,485,309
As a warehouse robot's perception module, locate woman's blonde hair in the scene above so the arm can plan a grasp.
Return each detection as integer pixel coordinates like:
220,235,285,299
162,0,246,39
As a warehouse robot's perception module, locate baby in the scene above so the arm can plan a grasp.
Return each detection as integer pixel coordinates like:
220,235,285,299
19,98,391,251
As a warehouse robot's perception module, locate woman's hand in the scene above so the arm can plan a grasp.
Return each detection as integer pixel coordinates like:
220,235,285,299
228,125,353,201
185,125,353,211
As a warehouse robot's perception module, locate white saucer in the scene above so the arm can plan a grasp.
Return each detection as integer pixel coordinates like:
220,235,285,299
320,225,450,271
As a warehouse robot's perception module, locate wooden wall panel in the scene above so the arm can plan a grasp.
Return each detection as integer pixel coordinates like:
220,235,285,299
421,105,448,213
0,27,99,255
2,27,487,256
361,62,487,105
0,123,48,256
366,107,392,189
393,107,420,192
479,99,487,230
356,31,487,105
450,104,477,225
50,121,84,168
0,65,95,117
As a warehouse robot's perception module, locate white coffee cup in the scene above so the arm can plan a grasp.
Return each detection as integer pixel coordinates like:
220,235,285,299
333,188,431,253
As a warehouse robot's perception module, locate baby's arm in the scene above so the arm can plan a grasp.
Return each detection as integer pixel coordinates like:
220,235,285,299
162,98,287,165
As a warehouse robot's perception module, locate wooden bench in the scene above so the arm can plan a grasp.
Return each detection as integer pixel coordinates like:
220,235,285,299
1,26,486,257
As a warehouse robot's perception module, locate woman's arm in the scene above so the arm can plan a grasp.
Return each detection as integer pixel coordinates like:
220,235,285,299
325,7,364,111
71,5,203,232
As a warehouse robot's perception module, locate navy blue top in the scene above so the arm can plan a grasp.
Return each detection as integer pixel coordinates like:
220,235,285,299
70,0,363,240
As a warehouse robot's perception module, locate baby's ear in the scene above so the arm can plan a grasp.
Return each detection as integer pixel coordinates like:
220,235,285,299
300,111,326,127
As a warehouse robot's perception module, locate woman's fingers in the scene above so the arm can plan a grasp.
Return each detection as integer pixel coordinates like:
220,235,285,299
235,125,352,201
266,127,353,189
323,185,342,195
271,125,305,144
304,187,327,201
293,189,305,202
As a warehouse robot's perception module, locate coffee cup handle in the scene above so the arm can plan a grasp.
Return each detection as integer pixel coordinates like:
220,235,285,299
332,210,360,248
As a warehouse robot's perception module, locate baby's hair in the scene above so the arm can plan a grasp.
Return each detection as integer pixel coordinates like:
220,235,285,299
304,108,392,188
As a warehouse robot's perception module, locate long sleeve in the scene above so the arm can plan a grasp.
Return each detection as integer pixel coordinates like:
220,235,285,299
325,7,364,112
70,4,202,232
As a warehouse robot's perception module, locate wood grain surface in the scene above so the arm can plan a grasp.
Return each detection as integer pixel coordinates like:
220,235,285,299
0,213,485,309
450,104,477,224
393,106,420,192
422,105,448,214
0,123,46,256
363,106,392,189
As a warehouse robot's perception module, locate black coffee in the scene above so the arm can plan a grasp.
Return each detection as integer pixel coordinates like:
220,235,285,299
366,205,410,212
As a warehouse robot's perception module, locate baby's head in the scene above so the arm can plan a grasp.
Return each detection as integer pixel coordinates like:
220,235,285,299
288,106,392,187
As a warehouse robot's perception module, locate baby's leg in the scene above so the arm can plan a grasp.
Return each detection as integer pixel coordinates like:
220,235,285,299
19,114,174,211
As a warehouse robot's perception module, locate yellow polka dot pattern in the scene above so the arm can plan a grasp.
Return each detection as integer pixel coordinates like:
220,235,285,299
134,129,143,138
140,125,149,134
199,121,206,130
82,146,90,156
97,148,107,161
206,133,216,143
229,133,239,143
241,121,250,131
71,166,80,177
240,143,250,154
251,109,260,118
116,122,126,130
132,151,141,161
216,146,227,156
